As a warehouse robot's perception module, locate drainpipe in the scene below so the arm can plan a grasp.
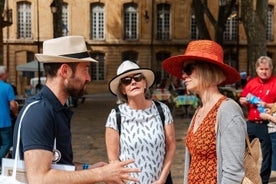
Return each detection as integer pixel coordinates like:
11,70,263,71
6,0,9,70
150,0,154,69
37,0,41,86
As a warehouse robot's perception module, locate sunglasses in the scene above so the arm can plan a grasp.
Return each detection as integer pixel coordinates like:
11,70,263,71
121,73,145,85
182,63,197,75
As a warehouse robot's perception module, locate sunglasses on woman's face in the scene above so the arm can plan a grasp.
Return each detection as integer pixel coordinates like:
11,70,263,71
182,63,197,75
121,73,145,85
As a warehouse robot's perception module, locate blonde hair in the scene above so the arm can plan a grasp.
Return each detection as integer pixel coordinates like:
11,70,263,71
195,62,225,89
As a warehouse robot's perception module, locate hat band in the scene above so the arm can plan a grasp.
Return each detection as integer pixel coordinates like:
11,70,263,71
185,51,222,63
61,52,90,59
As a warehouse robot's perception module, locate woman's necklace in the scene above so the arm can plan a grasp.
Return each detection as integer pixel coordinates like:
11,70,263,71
193,104,213,132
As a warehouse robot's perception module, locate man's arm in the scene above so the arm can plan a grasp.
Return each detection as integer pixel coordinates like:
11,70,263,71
10,100,18,117
24,149,140,184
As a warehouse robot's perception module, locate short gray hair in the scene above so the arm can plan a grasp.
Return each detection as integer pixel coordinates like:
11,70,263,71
256,56,273,69
0,66,7,76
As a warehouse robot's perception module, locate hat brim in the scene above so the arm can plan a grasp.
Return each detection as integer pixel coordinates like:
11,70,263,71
35,54,98,63
162,55,241,85
109,68,155,96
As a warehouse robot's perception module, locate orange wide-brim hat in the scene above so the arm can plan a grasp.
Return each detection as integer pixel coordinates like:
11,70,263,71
162,40,240,85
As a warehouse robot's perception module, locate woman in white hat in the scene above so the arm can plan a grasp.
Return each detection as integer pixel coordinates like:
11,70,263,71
163,40,247,184
105,60,176,184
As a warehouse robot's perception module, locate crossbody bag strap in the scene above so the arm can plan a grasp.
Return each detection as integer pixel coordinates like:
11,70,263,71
153,100,165,127
115,107,121,135
115,101,165,135
13,100,39,178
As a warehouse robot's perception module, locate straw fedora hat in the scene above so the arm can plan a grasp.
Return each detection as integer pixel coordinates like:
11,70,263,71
109,60,155,96
162,40,240,85
35,36,97,63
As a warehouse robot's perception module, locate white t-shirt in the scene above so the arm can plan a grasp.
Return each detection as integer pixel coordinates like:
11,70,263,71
105,101,173,183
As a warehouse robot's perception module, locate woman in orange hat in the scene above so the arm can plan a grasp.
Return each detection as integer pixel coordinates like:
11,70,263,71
162,40,246,183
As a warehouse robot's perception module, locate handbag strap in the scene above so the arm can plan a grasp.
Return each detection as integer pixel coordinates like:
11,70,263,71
245,133,253,155
13,101,39,178
216,98,252,155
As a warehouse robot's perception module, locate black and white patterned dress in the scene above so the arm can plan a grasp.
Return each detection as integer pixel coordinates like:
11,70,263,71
106,101,173,184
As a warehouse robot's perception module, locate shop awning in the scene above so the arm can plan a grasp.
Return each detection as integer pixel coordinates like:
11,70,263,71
16,60,44,72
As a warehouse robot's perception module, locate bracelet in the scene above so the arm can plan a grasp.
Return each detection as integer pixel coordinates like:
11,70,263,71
82,163,89,170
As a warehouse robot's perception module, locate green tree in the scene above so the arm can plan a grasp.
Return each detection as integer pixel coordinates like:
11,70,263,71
191,0,236,45
0,0,12,65
192,0,269,76
51,0,63,38
240,0,268,76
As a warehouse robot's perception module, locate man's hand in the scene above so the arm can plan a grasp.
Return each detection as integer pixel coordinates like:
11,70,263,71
92,159,140,184
239,97,248,106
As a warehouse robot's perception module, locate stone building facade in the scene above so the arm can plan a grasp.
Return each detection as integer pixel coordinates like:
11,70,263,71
3,0,276,95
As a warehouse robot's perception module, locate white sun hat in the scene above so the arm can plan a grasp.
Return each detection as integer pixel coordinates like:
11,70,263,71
109,60,155,96
35,36,97,63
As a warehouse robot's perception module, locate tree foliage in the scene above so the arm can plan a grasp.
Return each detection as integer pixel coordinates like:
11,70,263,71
52,0,63,38
191,0,236,45
192,0,268,76
241,0,268,76
0,0,5,65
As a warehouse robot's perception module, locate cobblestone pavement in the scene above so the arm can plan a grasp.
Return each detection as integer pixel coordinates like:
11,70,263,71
70,93,276,184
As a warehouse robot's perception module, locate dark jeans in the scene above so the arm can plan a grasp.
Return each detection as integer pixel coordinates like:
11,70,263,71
0,127,12,165
247,121,272,184
270,132,276,171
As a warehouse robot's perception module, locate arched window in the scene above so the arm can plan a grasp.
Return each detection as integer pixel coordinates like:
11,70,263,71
156,51,170,81
190,12,200,40
17,1,32,39
122,51,138,62
90,3,105,40
267,5,274,41
90,52,105,81
124,3,138,40
223,5,238,41
62,3,69,36
157,3,170,40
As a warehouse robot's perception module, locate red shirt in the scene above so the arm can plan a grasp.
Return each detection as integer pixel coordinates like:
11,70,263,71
241,76,276,121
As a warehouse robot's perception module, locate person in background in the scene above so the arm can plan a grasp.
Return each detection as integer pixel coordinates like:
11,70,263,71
239,56,276,184
260,103,276,172
105,60,176,184
162,40,246,183
13,36,139,184
240,71,248,88
0,66,18,165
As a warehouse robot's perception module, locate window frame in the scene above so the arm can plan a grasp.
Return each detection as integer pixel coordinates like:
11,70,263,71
90,52,105,81
62,3,69,36
123,3,138,40
17,1,32,39
156,3,170,41
90,3,105,40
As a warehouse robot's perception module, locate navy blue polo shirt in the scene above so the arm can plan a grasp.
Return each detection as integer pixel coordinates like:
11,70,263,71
13,86,74,165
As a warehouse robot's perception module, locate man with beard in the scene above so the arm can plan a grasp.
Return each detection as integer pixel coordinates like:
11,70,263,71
12,36,139,184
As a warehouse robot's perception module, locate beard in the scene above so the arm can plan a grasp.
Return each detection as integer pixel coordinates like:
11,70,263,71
66,77,88,97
